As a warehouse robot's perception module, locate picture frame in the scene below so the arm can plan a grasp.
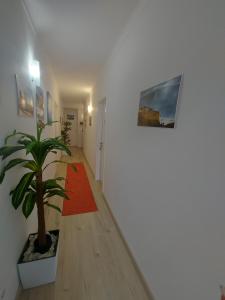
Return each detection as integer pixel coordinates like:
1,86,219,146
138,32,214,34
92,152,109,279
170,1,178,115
46,91,53,124
36,86,45,122
15,74,34,118
137,75,183,128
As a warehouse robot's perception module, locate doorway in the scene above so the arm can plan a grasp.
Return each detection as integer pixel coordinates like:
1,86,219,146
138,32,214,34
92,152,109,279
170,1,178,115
63,109,78,147
96,98,106,186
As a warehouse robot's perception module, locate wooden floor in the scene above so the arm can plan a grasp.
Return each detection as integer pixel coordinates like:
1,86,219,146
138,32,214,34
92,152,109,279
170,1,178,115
19,148,151,300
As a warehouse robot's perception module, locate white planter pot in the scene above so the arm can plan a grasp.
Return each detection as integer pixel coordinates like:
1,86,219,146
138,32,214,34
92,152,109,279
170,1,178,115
17,230,59,289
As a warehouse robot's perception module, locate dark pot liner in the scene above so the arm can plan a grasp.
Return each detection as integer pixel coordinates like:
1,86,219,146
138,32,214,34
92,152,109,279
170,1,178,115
18,229,59,265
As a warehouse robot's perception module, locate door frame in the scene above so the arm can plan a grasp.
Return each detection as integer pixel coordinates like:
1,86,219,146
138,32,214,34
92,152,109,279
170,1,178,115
95,98,106,186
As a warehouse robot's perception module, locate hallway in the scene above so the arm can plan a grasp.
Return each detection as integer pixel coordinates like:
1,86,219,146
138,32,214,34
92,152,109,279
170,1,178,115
19,148,151,300
1,1,225,299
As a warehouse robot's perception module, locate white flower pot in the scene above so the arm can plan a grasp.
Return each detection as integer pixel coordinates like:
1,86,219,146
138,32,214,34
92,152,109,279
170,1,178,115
17,230,59,289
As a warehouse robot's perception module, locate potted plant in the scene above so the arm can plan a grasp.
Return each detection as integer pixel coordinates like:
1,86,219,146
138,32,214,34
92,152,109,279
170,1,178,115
0,122,75,289
61,121,72,146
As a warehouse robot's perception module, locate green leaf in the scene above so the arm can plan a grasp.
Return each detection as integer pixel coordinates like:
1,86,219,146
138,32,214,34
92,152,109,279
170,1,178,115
30,180,36,191
43,161,77,174
55,177,66,181
43,179,64,193
39,139,72,165
25,140,37,155
0,172,5,184
0,158,30,184
23,161,39,172
22,192,36,218
17,138,31,146
44,202,61,213
51,151,57,154
43,160,68,171
12,172,35,209
0,146,25,160
70,164,77,173
4,130,16,144
45,189,69,200
5,130,35,144
37,121,58,141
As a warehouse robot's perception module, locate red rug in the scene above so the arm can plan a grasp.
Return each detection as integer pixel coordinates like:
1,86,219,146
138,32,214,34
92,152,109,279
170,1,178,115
62,163,98,216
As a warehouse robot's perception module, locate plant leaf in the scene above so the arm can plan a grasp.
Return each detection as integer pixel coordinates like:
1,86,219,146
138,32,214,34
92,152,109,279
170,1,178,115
25,140,37,155
39,139,71,165
43,160,76,172
30,180,36,191
45,189,69,200
4,130,16,144
0,158,30,184
70,164,77,173
43,179,64,193
5,130,35,144
0,146,25,160
51,151,57,154
44,202,61,213
22,192,36,218
23,161,39,172
12,172,35,209
37,121,59,141
56,176,65,181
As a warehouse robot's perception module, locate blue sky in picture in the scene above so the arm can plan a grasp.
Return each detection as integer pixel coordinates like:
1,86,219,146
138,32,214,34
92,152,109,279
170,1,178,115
139,75,182,120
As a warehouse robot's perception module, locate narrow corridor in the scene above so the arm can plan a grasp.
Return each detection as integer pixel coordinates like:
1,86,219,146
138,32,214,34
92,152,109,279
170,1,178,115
19,148,151,300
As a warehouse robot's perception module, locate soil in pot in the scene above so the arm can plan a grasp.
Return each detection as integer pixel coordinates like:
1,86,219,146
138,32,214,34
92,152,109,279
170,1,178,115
18,230,59,264
34,234,52,254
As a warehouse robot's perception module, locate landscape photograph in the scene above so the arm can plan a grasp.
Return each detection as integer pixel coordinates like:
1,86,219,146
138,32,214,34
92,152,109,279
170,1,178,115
137,75,182,128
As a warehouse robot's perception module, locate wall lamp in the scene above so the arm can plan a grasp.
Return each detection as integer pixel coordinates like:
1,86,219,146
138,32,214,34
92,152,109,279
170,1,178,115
29,60,40,82
87,104,93,114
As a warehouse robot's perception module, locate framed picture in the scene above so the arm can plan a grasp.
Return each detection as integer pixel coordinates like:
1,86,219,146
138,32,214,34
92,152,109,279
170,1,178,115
15,74,34,118
67,113,75,120
36,86,45,122
46,91,53,124
137,75,183,128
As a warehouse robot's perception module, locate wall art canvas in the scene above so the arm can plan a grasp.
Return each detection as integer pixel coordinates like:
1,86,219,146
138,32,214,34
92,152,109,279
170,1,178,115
137,75,182,128
46,91,53,124
36,86,45,122
15,74,34,118
67,113,75,120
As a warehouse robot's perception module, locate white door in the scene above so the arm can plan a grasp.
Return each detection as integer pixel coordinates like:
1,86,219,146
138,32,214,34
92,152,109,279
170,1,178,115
97,99,106,183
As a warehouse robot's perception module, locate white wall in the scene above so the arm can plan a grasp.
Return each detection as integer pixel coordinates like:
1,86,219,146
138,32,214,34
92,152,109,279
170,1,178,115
84,0,225,299
83,87,103,173
83,110,97,172
0,1,60,299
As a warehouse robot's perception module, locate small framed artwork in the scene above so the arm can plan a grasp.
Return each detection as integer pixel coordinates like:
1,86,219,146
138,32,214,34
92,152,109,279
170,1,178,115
36,86,45,122
137,74,183,128
46,91,53,124
67,113,75,120
15,74,34,118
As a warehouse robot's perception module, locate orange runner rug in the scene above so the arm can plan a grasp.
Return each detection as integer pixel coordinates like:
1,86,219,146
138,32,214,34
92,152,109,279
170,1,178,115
62,163,98,216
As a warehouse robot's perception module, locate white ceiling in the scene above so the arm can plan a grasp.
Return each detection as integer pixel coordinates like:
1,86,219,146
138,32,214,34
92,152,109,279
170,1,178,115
24,0,138,101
